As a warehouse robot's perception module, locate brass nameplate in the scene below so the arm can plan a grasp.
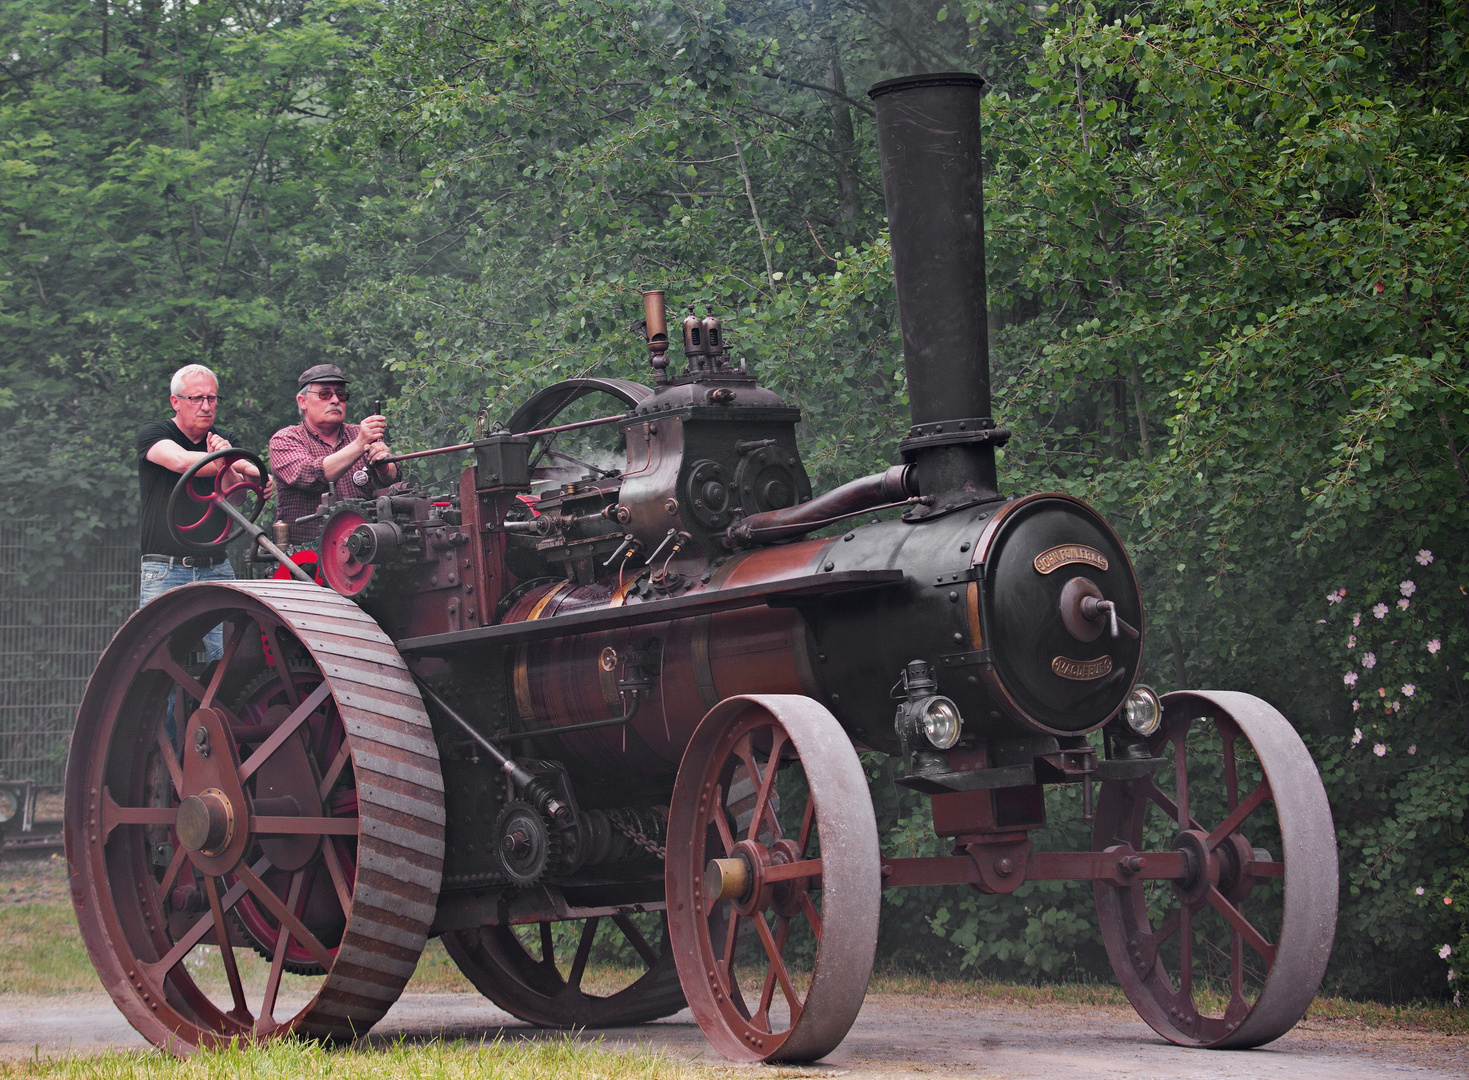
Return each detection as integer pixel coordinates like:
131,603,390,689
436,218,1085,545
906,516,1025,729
1052,655,1114,681
1034,544,1109,575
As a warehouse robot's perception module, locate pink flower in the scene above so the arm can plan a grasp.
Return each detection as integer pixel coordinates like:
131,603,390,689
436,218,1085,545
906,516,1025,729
1403,684,1416,697
1347,634,1357,648
1373,603,1389,619
1418,886,1427,895
1352,700,1360,712
1409,744,1417,754
1398,598,1410,610
1428,639,1442,654
1445,946,1456,960
1401,580,1417,597
1352,727,1364,746
1417,549,1433,566
1447,897,1455,905
1378,687,1387,697
1352,612,1362,627
1327,588,1344,604
1391,700,1402,712
1344,671,1358,687
1374,743,1387,756
1362,652,1377,669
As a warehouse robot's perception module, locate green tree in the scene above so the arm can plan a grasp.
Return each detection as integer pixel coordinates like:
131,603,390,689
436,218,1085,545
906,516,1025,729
0,0,384,559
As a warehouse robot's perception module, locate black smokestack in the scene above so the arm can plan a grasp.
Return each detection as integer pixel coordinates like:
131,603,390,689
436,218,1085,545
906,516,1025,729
869,72,1007,507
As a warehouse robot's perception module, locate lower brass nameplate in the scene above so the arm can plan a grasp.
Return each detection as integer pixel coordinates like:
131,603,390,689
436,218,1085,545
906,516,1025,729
1051,654,1113,681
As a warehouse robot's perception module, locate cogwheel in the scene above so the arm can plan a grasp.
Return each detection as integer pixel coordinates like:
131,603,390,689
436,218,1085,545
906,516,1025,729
495,800,562,888
318,500,390,604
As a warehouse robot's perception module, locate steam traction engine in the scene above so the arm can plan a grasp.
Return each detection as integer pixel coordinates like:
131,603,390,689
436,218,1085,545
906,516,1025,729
65,74,1338,1062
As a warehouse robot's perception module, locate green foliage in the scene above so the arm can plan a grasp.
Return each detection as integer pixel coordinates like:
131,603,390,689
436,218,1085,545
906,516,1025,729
0,0,392,562
4,0,1467,1002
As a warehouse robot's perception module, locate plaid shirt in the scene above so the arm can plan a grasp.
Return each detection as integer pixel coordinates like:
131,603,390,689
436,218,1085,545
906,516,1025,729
269,421,375,544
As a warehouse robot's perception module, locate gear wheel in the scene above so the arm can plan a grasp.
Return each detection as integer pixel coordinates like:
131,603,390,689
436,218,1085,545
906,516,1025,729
318,500,389,603
496,800,561,887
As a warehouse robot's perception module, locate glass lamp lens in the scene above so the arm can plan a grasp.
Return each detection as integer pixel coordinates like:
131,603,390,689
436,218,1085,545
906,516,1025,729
1124,687,1162,736
921,698,962,749
0,789,17,824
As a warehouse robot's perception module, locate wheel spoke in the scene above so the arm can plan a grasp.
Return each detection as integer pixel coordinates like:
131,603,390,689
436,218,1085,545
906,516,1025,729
711,783,737,855
799,892,823,942
1204,886,1277,965
267,626,302,709
148,651,209,713
539,922,555,966
756,914,794,1022
238,681,332,782
101,789,177,840
258,871,306,1034
203,873,252,1025
252,815,358,836
721,909,741,979
1206,779,1271,851
749,730,787,843
320,838,353,917
1143,779,1204,833
796,792,817,856
154,729,185,793
1173,733,1189,831
1222,725,1239,810
236,862,334,969
144,857,264,980
612,914,660,969
318,742,352,801
567,918,598,991
751,910,802,1023
154,843,190,908
1177,906,1194,1002
200,619,249,711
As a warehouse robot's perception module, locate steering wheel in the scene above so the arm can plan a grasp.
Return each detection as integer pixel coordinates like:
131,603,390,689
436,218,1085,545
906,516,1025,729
166,447,270,553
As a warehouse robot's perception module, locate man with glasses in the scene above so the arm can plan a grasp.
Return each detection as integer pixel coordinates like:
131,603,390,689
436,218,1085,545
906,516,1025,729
269,364,398,545
136,363,263,655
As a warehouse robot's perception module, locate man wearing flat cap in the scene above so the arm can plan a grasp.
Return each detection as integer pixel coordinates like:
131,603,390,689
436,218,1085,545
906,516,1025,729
269,364,399,545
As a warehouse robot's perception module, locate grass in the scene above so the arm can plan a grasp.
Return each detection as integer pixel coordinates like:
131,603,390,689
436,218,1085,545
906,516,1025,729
0,1033,728,1080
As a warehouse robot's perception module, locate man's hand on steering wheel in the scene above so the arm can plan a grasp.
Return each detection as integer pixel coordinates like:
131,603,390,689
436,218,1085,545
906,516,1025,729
167,447,271,553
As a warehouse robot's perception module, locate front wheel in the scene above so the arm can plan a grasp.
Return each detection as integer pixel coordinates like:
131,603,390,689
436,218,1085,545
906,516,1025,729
666,695,880,1063
1093,690,1338,1048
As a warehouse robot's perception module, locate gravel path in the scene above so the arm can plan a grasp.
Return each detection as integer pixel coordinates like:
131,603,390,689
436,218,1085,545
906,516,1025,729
2,989,1464,1078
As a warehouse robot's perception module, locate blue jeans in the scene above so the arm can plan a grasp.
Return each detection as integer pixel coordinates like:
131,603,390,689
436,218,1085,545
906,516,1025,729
139,558,237,662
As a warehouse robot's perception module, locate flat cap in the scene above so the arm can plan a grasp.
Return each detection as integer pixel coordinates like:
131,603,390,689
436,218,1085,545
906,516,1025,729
297,363,349,389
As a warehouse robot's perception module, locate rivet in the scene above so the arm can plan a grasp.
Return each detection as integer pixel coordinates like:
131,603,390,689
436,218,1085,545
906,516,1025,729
960,541,971,552
953,632,963,642
948,591,959,603
823,562,834,572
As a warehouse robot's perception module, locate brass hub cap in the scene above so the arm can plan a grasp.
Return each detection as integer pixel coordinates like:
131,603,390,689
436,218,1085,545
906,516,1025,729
176,788,235,855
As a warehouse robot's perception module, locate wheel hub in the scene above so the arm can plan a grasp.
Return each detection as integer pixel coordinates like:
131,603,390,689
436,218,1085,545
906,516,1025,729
1172,829,1221,903
176,788,235,855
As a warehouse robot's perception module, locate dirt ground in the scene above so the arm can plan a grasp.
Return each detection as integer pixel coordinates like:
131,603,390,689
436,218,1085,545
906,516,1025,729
1,988,1466,1078
4,853,1465,1077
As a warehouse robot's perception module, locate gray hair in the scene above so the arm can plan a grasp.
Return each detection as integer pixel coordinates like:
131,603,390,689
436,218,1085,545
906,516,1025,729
169,363,218,396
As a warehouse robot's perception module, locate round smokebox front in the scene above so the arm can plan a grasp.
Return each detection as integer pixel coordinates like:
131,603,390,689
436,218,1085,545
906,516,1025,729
983,497,1143,734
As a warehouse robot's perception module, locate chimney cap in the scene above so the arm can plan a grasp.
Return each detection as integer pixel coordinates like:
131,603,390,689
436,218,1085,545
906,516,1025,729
868,71,986,101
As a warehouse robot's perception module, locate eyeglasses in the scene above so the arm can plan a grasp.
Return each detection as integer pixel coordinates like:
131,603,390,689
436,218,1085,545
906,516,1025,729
304,386,350,402
177,394,219,407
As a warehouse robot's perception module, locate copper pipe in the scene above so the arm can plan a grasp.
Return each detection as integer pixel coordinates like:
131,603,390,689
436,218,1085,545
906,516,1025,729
726,465,915,545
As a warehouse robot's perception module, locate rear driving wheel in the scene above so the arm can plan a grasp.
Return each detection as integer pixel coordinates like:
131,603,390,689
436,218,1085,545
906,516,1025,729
64,580,444,1052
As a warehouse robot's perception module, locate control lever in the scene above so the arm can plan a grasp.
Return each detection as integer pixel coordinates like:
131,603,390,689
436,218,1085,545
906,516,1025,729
1081,596,1140,640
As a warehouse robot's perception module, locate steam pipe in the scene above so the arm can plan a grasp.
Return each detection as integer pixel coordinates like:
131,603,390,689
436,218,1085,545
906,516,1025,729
869,72,1007,504
726,465,915,545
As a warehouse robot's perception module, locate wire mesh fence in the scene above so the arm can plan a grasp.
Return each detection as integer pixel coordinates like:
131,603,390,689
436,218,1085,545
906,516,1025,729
0,520,138,786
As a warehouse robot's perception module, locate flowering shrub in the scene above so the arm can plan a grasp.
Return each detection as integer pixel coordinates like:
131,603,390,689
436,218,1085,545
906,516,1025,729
1322,549,1469,997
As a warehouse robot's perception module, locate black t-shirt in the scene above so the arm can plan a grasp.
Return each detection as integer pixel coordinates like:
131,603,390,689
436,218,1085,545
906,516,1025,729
137,420,235,557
